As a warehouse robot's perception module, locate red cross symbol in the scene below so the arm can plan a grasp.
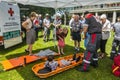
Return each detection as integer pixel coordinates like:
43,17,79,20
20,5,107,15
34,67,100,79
8,8,14,16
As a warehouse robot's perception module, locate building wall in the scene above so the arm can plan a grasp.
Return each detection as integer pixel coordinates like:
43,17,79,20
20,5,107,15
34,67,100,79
68,2,120,23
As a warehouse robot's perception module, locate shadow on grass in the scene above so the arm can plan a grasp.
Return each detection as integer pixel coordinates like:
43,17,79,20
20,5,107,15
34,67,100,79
0,40,26,55
4,44,85,80
5,44,85,59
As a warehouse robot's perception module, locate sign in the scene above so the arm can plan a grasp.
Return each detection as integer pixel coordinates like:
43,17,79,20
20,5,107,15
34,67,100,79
8,8,14,16
0,2,22,48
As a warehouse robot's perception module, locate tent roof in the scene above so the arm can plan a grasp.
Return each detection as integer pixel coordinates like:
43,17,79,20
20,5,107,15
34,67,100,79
1,0,120,8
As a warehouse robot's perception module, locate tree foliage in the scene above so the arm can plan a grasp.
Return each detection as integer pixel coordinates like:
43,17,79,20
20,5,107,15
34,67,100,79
18,4,55,17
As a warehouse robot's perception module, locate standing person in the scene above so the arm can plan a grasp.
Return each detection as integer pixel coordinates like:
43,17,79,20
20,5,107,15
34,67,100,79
80,15,90,48
22,12,36,55
70,14,82,52
53,13,62,41
99,14,111,58
69,14,75,41
43,14,51,42
56,27,68,55
77,11,102,72
33,14,40,39
110,17,120,60
38,14,43,36
21,15,27,40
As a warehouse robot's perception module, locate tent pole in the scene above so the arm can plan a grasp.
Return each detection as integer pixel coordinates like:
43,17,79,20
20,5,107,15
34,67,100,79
53,8,57,48
64,12,66,27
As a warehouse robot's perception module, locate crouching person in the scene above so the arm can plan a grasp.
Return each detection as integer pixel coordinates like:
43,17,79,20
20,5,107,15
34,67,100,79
77,11,102,72
110,17,120,60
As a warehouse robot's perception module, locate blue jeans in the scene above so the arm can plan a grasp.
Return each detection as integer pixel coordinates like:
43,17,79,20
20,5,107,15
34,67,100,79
84,33,90,48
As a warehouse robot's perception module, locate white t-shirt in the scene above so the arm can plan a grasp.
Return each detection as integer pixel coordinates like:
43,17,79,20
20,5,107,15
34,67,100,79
43,18,50,26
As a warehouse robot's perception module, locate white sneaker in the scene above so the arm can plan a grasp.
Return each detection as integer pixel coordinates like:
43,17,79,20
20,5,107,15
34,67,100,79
77,48,80,51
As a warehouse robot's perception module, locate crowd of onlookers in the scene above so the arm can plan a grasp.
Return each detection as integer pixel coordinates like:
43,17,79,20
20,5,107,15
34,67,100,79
21,11,120,72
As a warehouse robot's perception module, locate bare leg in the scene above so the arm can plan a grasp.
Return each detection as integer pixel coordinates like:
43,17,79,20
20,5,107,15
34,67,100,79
61,47,64,55
57,46,61,55
77,41,80,51
74,41,77,48
29,44,33,55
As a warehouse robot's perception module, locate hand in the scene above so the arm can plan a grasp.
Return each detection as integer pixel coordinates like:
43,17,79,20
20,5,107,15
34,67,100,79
60,38,64,41
47,26,50,29
82,35,86,40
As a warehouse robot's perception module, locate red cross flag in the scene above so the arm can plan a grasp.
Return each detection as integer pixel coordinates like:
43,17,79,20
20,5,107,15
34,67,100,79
8,8,14,16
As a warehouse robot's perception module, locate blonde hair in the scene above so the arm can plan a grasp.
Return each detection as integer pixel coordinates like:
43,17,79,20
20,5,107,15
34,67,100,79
29,12,36,17
63,27,68,37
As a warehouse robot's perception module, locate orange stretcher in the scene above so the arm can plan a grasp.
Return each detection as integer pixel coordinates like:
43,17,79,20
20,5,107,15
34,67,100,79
1,50,59,71
32,53,84,78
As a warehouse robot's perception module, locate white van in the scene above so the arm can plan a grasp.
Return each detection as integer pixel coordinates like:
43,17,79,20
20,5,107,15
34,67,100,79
0,1,22,48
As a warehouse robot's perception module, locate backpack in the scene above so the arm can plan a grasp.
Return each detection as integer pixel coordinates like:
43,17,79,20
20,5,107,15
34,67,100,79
112,55,120,77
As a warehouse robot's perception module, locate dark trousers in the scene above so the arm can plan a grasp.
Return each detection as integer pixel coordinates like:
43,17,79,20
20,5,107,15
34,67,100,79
110,39,120,59
81,33,102,70
100,39,108,53
35,28,40,39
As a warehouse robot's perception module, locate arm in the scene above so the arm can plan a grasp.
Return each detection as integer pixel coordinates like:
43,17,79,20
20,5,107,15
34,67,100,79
53,20,56,27
47,20,51,29
83,26,88,39
43,22,48,28
58,35,63,41
53,20,61,28
22,20,29,31
69,19,73,29
82,18,89,39
112,24,115,32
102,21,111,31
56,23,61,28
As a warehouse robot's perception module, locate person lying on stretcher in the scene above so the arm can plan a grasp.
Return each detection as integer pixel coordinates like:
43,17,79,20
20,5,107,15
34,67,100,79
38,54,81,73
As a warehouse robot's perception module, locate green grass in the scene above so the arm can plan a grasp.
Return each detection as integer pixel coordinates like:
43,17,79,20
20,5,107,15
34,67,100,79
0,27,119,80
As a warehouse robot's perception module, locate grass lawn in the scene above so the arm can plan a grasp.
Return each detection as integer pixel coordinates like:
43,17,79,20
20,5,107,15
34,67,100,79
0,27,119,80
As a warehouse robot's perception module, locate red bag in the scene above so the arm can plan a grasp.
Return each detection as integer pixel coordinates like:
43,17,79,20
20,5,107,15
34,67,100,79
112,55,120,77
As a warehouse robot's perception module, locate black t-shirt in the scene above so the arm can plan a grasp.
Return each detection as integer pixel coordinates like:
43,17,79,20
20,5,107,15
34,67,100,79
85,14,102,34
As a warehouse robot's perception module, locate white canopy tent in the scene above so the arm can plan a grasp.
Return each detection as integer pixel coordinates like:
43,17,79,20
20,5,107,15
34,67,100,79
0,0,100,8
1,0,120,26
1,0,120,8
1,0,120,47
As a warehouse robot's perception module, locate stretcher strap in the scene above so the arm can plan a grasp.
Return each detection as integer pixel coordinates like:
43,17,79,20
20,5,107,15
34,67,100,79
112,66,119,73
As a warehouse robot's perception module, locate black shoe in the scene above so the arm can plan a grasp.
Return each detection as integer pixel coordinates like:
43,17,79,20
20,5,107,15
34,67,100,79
76,56,81,62
90,62,98,68
43,39,47,42
110,53,117,60
76,68,89,72
73,54,76,60
25,49,29,53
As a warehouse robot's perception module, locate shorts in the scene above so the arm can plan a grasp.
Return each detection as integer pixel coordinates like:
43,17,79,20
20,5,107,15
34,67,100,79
26,29,36,44
72,32,81,42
